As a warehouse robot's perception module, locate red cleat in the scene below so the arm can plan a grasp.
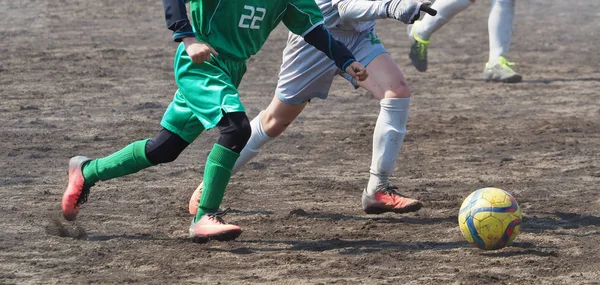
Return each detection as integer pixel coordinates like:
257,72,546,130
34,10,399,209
188,209,242,243
362,186,423,214
61,156,92,221
188,181,203,215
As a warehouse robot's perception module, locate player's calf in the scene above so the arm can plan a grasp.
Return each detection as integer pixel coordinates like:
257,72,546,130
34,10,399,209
262,97,307,137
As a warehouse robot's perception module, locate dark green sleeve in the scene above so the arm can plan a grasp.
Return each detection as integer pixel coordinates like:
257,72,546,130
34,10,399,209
304,25,356,71
282,0,325,36
162,0,194,42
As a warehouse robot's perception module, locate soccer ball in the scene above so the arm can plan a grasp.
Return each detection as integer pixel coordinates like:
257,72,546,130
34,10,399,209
458,187,522,250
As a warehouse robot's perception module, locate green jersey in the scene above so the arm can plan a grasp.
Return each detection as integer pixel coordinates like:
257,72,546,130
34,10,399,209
187,0,324,60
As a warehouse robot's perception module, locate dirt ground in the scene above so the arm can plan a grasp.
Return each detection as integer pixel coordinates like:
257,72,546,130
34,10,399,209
1,0,599,284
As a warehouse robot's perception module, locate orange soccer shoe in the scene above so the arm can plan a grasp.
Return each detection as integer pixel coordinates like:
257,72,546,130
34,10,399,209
362,186,423,215
61,156,92,221
188,209,242,243
188,181,203,215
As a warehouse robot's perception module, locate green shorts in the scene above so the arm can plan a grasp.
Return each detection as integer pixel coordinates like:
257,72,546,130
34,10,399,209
160,43,247,143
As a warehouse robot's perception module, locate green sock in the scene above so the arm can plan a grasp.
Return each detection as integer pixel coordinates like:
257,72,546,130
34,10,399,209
82,139,154,185
195,144,239,222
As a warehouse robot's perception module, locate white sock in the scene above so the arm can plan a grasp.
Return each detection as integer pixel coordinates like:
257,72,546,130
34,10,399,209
366,98,411,195
231,111,272,175
488,0,515,64
415,0,473,40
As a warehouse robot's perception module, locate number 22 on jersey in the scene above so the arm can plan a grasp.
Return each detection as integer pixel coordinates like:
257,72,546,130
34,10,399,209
238,5,266,29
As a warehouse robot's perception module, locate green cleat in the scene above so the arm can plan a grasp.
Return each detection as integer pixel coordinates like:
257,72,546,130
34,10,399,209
483,56,522,83
408,21,430,72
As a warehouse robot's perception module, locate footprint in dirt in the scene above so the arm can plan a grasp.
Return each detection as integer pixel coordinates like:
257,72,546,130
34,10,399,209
45,212,88,240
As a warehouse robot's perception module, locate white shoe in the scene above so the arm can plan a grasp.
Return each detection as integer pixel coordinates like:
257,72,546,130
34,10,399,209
483,56,522,83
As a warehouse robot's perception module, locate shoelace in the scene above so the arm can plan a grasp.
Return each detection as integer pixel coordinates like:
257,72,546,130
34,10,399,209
411,31,430,60
76,184,92,206
380,185,408,198
206,207,232,224
498,57,517,71
410,24,429,60
417,42,428,59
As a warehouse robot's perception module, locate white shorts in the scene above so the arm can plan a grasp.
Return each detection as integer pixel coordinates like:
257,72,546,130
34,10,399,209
276,29,388,105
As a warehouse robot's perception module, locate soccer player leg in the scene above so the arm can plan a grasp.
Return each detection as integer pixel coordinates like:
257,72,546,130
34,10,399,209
186,109,251,216
62,138,154,221
62,105,194,221
145,128,191,165
241,29,342,173
195,112,250,231
188,122,245,242
413,0,474,40
484,0,521,83
354,46,423,214
174,44,246,242
189,97,310,215
255,32,337,139
488,0,515,65
408,0,474,71
188,107,282,215
234,97,307,174
190,112,249,242
251,32,339,170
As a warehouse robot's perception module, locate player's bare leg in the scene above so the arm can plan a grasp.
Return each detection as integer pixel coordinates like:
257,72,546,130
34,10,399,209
357,53,423,214
189,97,308,215
260,96,309,138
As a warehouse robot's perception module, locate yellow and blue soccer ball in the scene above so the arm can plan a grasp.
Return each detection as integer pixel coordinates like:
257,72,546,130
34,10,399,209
458,187,522,250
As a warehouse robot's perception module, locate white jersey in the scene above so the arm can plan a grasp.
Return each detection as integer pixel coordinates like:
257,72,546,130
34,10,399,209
318,0,376,33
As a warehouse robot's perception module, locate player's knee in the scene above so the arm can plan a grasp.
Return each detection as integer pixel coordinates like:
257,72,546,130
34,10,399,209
218,122,251,153
385,80,411,99
218,127,251,153
235,118,252,149
145,129,189,165
217,112,251,153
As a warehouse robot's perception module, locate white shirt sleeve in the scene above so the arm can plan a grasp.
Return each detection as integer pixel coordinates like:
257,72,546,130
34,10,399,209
335,0,390,21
